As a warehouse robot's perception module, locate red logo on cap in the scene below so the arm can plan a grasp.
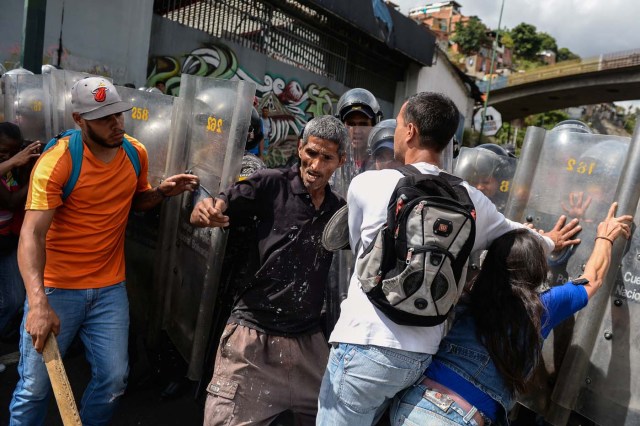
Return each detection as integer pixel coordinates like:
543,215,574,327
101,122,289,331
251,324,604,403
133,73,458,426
92,84,108,103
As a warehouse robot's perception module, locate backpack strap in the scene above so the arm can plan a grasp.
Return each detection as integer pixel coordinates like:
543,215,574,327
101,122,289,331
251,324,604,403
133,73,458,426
44,130,141,200
395,164,422,177
43,129,84,200
438,171,475,213
122,136,141,177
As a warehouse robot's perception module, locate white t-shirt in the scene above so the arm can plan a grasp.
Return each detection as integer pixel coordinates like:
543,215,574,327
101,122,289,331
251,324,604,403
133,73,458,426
329,162,554,354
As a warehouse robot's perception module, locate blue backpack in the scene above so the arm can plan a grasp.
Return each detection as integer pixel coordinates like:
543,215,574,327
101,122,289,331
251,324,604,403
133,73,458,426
43,129,141,200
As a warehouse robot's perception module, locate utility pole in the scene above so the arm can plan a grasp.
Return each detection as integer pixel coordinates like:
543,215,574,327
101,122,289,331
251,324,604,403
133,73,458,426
478,0,506,144
21,0,47,73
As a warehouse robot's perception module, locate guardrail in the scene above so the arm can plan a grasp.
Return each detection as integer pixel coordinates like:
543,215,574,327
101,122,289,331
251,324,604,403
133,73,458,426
496,49,640,89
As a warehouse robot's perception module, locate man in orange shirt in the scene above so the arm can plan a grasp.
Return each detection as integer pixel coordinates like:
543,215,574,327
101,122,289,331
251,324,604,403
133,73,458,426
9,77,198,425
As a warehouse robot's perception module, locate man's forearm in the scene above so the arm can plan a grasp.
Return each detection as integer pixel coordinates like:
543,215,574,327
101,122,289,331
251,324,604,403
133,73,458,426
132,187,166,211
18,232,48,307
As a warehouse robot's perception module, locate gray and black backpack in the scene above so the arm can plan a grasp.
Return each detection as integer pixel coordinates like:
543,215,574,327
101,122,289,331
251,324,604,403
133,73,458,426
356,165,476,326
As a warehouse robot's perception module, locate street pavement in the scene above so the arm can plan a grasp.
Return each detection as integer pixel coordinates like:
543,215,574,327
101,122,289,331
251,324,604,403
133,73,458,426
0,334,204,425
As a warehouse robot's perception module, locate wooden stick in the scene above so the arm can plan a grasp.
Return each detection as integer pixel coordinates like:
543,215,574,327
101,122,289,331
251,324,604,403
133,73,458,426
42,332,82,426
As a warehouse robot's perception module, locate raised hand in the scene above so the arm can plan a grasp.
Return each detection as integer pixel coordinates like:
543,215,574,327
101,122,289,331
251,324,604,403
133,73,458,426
596,202,633,244
159,173,199,197
540,215,582,252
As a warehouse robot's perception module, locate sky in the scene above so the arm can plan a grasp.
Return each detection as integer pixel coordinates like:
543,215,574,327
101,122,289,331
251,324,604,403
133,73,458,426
395,0,640,59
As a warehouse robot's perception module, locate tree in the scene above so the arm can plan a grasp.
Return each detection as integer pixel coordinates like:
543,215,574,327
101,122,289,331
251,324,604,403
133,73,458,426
537,32,558,53
452,16,489,55
509,23,541,60
524,109,569,130
557,47,580,62
624,108,638,134
500,32,515,50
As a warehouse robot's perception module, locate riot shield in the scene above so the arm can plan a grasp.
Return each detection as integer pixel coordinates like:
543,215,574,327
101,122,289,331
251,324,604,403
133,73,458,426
454,146,517,213
152,74,255,380
44,69,94,136
0,88,4,122
2,73,48,143
117,87,175,186
348,124,373,171
503,126,632,423
547,126,640,426
324,123,370,335
441,139,455,174
116,87,176,357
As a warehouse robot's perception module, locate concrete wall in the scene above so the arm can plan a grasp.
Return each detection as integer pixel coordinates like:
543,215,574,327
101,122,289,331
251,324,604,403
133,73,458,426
0,0,154,85
395,49,475,130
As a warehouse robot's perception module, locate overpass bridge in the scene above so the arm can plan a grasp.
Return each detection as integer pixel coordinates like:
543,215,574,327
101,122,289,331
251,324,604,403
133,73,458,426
484,50,640,121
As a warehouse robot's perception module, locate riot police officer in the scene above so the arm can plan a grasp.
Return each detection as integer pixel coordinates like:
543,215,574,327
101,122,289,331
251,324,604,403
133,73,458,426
366,119,402,170
454,143,516,211
335,88,382,172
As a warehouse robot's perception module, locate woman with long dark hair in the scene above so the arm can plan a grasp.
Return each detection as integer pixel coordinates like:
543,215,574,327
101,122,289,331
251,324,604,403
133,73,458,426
391,202,632,426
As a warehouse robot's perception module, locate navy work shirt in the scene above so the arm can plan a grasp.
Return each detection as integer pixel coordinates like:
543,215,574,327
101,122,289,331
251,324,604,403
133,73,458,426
218,165,345,336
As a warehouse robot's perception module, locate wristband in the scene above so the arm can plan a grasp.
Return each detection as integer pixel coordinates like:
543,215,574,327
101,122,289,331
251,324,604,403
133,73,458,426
595,236,614,245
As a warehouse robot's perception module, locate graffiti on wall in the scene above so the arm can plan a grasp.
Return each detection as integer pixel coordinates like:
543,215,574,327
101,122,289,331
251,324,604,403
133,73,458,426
147,43,339,167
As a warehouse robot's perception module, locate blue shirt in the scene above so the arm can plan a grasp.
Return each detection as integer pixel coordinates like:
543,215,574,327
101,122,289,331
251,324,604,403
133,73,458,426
426,282,588,422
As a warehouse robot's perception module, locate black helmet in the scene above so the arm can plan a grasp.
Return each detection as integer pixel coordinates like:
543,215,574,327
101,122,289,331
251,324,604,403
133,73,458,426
476,143,512,157
336,88,383,124
551,120,593,134
367,119,396,156
245,107,264,150
455,146,514,183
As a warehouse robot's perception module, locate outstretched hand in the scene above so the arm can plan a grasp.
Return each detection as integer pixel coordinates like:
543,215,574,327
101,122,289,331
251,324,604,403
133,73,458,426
561,191,593,221
596,202,633,243
10,141,42,168
539,215,582,252
159,173,199,197
190,197,230,228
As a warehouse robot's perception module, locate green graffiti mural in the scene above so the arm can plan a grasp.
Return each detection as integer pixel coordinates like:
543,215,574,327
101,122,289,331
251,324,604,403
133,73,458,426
147,43,339,167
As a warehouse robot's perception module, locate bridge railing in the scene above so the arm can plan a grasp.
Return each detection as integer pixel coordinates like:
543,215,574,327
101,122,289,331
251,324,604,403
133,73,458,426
502,49,640,88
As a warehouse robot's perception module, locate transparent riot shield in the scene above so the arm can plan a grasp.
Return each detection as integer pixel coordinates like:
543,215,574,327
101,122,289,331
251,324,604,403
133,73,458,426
116,87,176,356
454,146,517,213
0,87,4,122
441,139,454,174
503,126,632,423
3,73,48,143
324,123,370,335
346,124,373,173
118,87,175,186
44,69,95,136
550,127,640,426
152,74,255,380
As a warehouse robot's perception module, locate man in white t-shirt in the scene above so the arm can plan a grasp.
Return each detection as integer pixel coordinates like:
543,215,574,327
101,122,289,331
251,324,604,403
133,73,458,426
316,92,582,425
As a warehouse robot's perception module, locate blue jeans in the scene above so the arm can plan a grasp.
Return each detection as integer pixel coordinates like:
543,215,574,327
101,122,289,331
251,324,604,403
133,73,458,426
9,282,130,426
316,343,432,426
390,384,481,426
0,248,25,336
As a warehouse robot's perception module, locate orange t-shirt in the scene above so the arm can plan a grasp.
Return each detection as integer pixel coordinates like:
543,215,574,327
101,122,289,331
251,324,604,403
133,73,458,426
26,133,151,289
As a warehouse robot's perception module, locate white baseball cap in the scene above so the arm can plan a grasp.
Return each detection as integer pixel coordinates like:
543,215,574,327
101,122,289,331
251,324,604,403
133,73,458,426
71,77,132,120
